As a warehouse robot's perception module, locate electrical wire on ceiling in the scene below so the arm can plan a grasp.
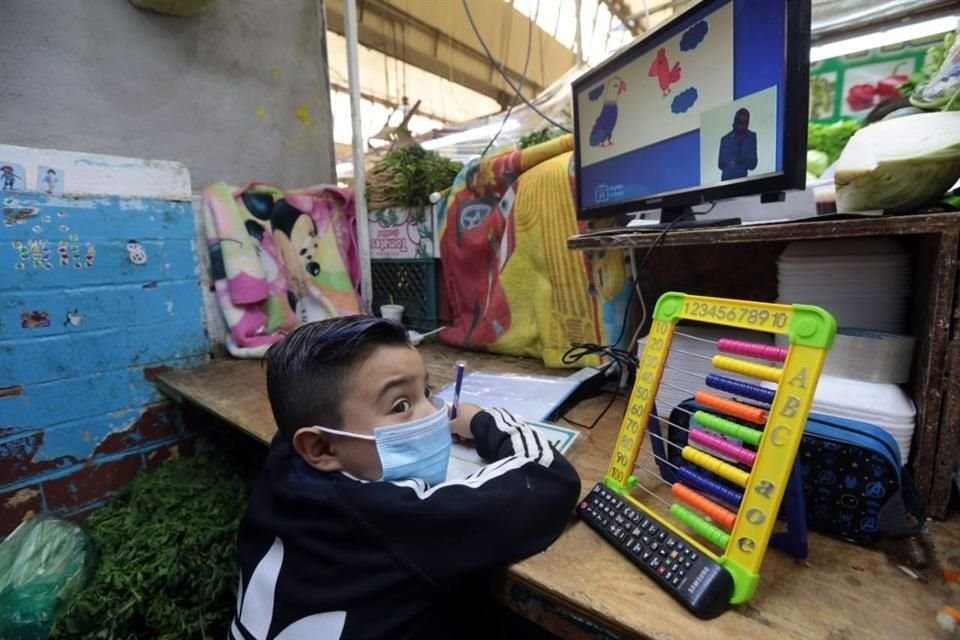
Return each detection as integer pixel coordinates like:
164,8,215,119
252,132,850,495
538,10,546,88
589,0,602,57
603,11,614,51
479,0,537,158
575,0,584,64
383,51,391,109
401,23,408,105
461,0,572,133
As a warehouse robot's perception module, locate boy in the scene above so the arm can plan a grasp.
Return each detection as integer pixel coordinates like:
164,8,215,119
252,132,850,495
232,316,581,640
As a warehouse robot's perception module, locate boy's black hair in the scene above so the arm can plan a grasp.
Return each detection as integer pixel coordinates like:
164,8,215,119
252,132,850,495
266,315,410,437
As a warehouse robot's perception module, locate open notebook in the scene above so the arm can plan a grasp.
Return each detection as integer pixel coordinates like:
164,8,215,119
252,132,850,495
434,371,582,479
446,420,579,479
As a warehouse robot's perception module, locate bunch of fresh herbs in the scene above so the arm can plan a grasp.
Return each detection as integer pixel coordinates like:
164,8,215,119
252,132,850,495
50,453,248,640
366,144,462,209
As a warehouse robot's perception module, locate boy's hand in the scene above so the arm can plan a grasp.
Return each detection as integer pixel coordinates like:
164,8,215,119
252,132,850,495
449,402,482,442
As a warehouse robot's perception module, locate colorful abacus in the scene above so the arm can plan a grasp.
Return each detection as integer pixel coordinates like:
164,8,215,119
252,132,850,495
603,292,835,606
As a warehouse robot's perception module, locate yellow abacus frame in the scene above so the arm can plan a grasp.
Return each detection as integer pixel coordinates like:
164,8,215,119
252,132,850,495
605,292,836,604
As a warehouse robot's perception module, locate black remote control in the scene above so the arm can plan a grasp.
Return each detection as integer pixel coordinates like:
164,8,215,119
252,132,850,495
578,482,734,619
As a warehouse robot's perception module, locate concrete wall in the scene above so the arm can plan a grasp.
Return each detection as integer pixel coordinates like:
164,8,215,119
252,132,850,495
0,0,336,190
0,147,209,535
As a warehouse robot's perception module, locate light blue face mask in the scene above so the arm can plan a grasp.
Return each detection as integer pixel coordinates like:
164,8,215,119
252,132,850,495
312,397,451,485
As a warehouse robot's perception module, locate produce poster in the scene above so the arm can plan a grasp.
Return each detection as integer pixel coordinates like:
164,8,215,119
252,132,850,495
809,34,946,123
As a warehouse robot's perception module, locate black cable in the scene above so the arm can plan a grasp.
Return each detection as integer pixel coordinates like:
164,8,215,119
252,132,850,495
621,202,716,354
560,208,705,429
479,0,535,158
461,0,572,134
560,386,619,430
610,210,698,349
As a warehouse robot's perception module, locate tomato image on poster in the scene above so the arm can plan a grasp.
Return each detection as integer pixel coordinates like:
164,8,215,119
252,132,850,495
808,32,947,123
840,60,914,117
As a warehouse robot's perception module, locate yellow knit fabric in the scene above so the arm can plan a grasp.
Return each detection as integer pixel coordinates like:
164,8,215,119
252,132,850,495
485,136,626,368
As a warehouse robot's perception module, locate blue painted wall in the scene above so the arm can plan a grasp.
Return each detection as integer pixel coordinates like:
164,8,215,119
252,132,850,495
0,192,209,533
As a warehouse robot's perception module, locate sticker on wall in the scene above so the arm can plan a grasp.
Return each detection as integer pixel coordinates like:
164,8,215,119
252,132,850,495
64,309,86,327
126,240,148,265
57,241,69,266
0,163,26,192
37,166,64,195
21,311,50,329
13,237,93,271
12,239,52,270
30,239,51,269
3,206,38,226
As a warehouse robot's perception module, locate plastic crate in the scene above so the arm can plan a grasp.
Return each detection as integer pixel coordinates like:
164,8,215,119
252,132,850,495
371,259,442,331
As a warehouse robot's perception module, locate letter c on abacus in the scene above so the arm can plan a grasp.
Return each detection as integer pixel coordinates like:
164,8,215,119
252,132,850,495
770,425,790,446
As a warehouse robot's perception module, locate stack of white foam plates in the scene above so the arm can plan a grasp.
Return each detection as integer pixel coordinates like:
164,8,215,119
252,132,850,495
638,326,773,419
761,373,916,462
777,238,912,333
807,374,916,463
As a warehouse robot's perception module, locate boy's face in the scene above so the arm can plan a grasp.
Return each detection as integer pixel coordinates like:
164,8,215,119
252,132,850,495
307,344,435,480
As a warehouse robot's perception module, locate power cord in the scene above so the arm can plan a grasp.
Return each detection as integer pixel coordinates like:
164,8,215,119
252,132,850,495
461,0,572,134
560,209,702,428
479,0,536,158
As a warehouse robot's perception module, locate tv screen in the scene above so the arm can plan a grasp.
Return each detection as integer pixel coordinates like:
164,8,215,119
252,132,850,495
572,0,810,220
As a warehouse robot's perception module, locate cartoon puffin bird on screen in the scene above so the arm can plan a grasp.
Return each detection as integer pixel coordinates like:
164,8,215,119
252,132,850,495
588,76,626,147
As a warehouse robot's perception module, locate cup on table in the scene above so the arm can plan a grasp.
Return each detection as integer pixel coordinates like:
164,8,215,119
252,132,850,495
380,304,404,324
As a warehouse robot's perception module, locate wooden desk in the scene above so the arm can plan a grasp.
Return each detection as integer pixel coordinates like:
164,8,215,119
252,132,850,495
157,344,959,639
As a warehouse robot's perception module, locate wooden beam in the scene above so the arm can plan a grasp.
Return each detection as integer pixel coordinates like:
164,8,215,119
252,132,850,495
326,0,574,105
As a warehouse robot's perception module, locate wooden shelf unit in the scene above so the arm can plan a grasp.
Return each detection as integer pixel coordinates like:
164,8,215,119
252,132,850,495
568,213,960,517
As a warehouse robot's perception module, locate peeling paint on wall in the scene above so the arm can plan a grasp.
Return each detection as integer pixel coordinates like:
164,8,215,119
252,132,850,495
0,385,23,398
5,486,40,507
0,185,209,534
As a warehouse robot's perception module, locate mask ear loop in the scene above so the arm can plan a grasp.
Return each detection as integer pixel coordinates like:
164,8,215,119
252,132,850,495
311,398,450,440
310,426,376,441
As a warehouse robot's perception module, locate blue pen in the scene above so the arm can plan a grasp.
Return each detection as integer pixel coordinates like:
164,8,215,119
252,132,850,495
450,363,465,419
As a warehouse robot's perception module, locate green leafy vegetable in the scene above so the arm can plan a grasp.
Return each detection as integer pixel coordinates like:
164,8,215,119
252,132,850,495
518,128,565,149
808,120,861,165
367,144,462,209
807,150,830,177
909,30,960,112
901,31,956,96
51,453,249,640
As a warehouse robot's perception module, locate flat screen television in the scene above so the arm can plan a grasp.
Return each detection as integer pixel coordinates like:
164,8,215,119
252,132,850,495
572,0,811,225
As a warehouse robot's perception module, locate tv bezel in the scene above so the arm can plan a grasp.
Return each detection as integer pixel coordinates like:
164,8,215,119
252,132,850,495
571,0,811,220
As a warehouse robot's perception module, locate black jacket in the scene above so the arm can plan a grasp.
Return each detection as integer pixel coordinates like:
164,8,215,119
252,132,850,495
231,407,581,640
